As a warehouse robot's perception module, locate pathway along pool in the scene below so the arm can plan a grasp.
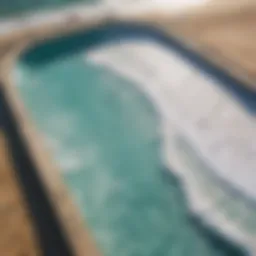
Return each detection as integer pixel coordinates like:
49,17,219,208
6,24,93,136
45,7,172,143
14,25,248,256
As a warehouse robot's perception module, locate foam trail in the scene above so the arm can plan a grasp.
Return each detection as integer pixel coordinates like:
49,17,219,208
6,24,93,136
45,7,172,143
86,41,256,253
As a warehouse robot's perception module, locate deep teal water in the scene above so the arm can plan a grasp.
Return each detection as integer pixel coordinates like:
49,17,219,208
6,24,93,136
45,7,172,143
0,0,96,17
15,51,246,255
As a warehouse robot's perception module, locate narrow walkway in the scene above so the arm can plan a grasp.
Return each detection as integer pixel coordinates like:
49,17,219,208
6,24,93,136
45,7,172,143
0,132,40,256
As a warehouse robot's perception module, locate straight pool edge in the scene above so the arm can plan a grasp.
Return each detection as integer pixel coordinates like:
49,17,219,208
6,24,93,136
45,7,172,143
0,85,75,256
0,47,101,256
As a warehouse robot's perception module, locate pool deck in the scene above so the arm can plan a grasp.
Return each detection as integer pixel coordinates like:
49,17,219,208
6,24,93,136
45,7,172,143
0,1,255,255
0,132,39,256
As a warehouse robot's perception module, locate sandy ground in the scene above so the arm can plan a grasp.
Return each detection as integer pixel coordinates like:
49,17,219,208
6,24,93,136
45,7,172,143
164,1,256,89
0,132,40,256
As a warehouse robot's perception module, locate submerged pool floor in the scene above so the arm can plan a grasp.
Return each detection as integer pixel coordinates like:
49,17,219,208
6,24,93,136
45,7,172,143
15,39,246,255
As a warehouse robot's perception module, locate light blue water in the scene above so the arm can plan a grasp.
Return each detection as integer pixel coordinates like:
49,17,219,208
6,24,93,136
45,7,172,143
16,51,245,255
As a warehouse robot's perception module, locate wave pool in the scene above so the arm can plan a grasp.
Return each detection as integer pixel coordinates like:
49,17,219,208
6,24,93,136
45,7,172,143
14,24,249,255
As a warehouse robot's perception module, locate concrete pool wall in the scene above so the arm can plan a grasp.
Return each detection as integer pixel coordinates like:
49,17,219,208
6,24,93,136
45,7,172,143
1,14,255,256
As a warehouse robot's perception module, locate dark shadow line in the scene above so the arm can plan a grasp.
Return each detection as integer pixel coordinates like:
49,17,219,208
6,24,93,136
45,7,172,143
20,22,256,113
0,86,74,256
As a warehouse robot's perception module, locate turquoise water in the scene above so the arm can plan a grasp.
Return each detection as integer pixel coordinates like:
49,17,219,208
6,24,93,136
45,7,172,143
0,0,96,17
16,52,245,255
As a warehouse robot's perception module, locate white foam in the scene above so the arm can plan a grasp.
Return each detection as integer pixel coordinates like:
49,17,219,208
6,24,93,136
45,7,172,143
86,40,256,253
